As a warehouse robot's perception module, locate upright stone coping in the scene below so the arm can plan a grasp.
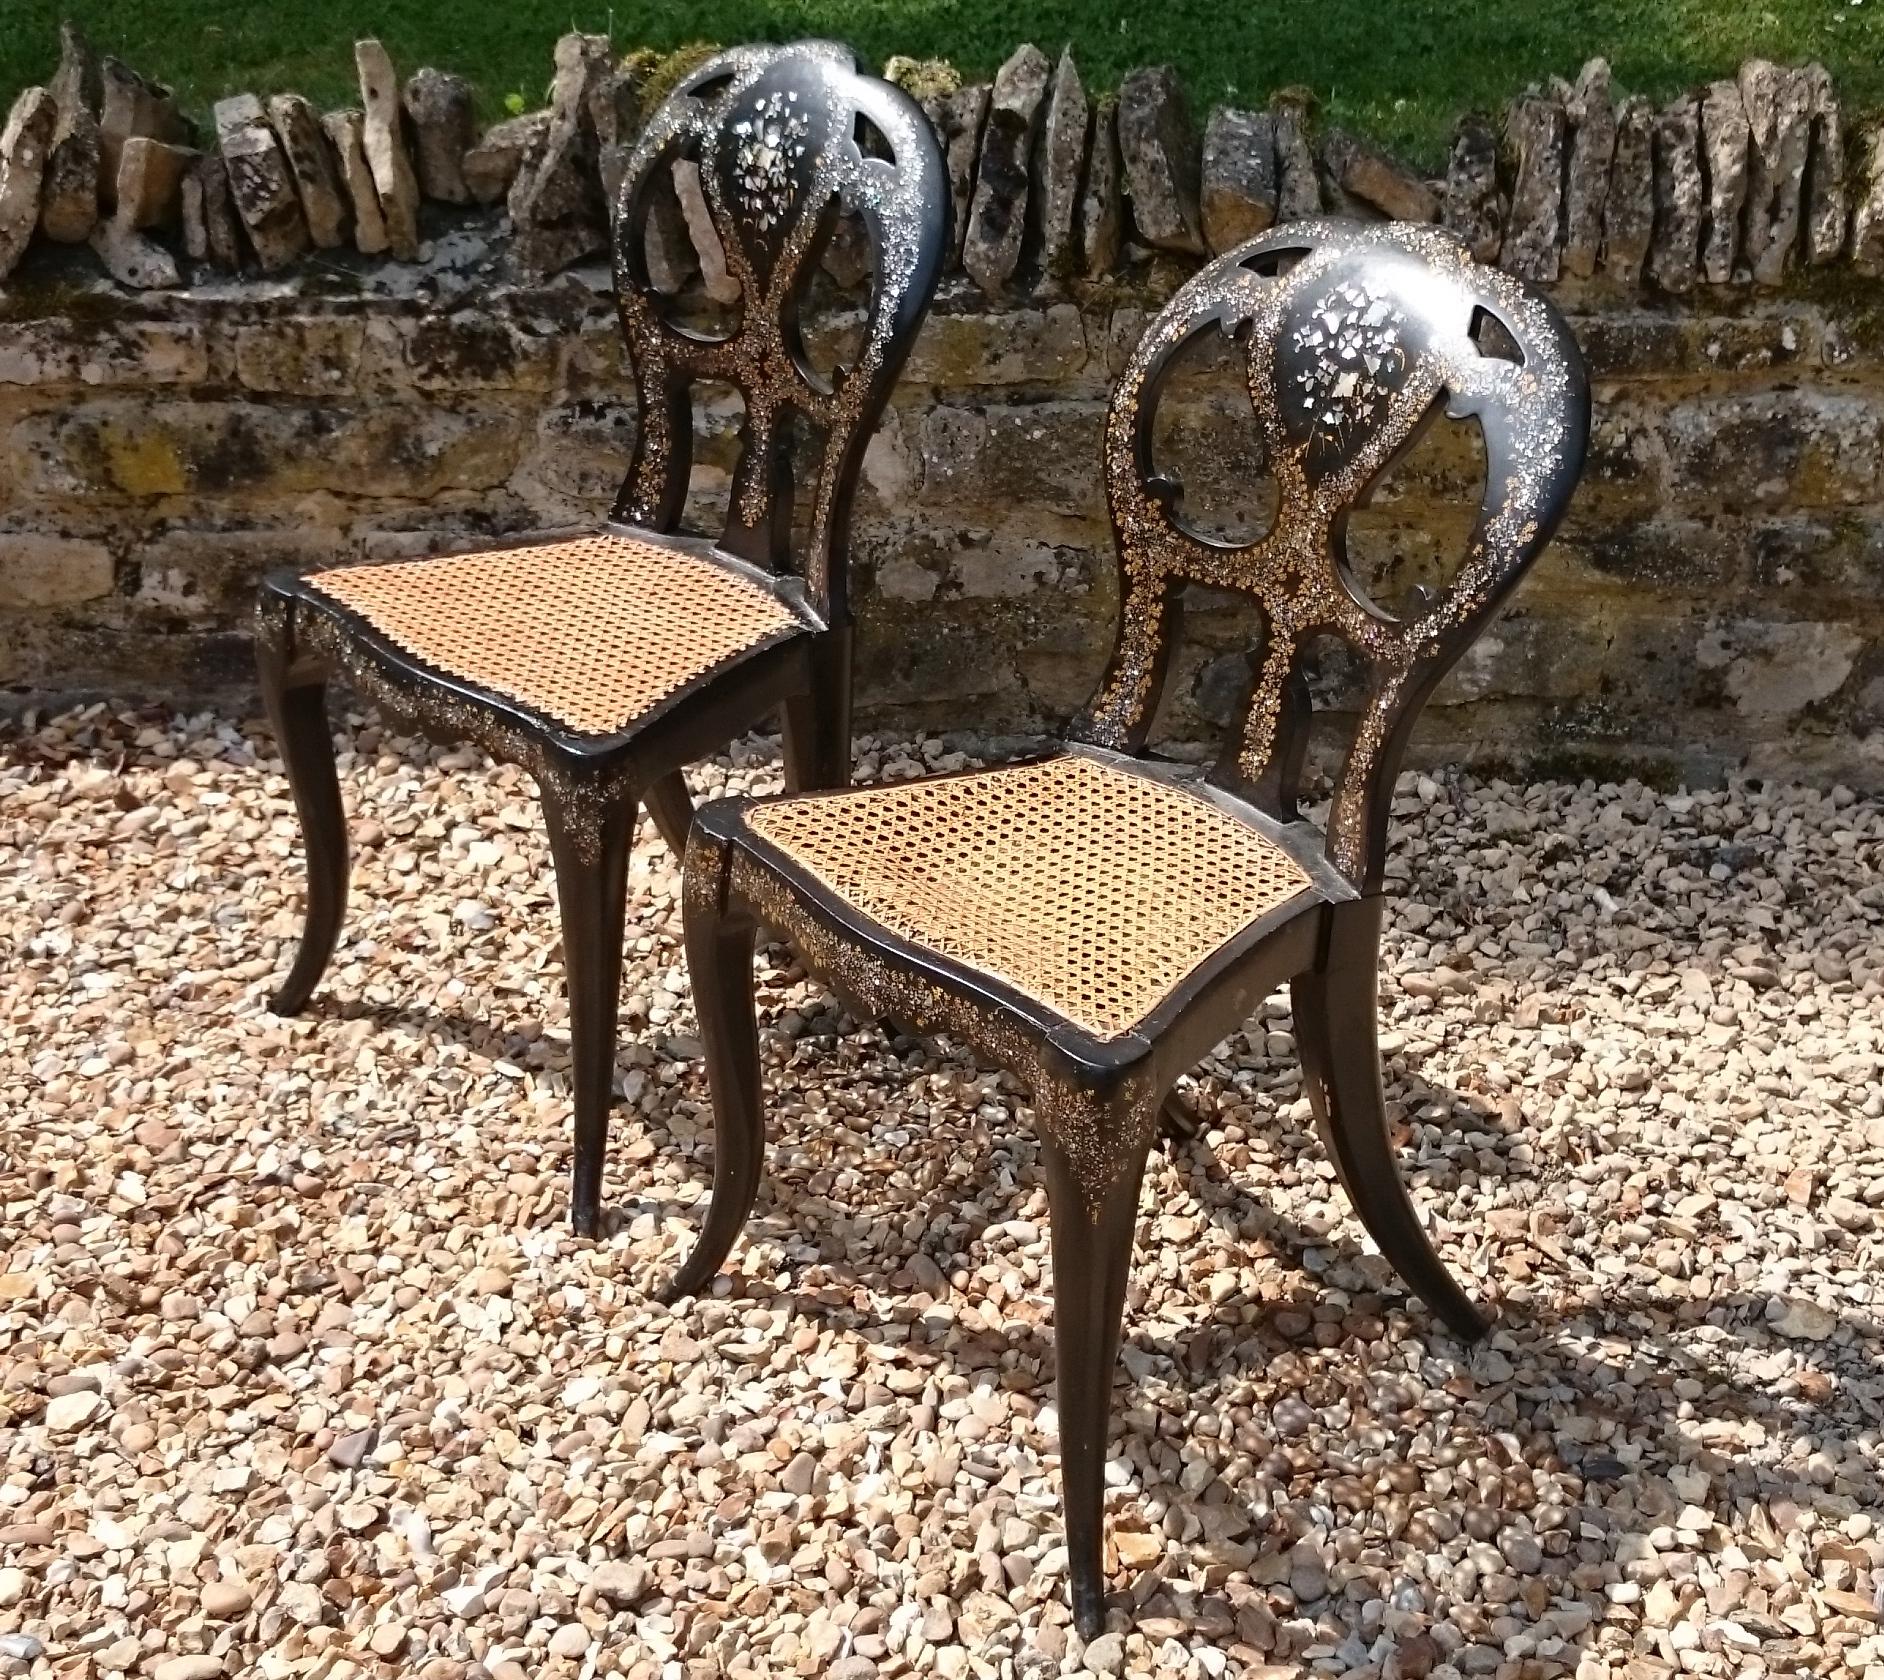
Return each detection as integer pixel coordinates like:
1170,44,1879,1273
1116,64,1204,254
356,39,421,262
1200,106,1277,254
963,43,1049,295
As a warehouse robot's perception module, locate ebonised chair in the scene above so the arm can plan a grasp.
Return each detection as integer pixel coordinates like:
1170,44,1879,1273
253,42,948,1236
671,221,1590,1634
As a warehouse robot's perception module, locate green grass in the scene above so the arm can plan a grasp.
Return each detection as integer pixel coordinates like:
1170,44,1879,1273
7,0,1884,169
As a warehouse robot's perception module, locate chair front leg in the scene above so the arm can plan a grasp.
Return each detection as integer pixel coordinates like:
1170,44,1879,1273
257,617,349,1016
662,854,764,1301
1038,1086,1157,1641
542,780,638,1238
781,623,854,794
1293,896,1489,1341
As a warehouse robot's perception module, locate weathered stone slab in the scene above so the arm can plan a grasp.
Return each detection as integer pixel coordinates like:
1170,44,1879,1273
1561,59,1616,278
98,57,187,202
1269,92,1319,222
673,158,738,303
1851,124,1884,277
1648,94,1703,295
116,136,197,229
1739,59,1810,286
590,69,642,205
921,84,988,268
1117,64,1203,254
0,87,58,281
41,22,101,244
1035,48,1089,282
1081,94,1122,277
267,95,347,248
963,44,1049,294
1200,107,1275,253
1604,95,1654,284
322,109,388,256
402,68,476,204
214,94,308,272
1442,113,1502,263
181,153,241,269
1320,127,1436,222
1699,79,1750,284
89,214,180,289
1504,92,1565,280
1803,64,1845,265
0,535,114,609
462,111,546,208
357,40,422,260
640,171,697,295
507,32,612,277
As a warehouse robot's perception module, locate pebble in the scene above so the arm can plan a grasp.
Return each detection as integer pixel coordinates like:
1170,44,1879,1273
2,708,1879,1679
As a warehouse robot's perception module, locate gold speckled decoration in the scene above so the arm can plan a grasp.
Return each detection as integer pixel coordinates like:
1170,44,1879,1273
307,533,805,737
611,43,945,614
1070,219,1585,888
745,754,1313,1040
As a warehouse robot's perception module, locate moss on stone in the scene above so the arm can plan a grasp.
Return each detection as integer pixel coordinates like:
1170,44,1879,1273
883,56,962,102
636,42,723,120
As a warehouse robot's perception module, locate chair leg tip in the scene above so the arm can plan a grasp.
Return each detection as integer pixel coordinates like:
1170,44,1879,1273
1069,1588,1108,1643
569,1206,601,1241
267,985,309,1016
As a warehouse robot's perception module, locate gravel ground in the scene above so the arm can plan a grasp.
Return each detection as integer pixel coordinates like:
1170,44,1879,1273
2,702,1882,1680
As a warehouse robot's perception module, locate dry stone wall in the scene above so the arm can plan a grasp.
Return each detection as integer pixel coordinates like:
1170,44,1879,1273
2,31,1884,787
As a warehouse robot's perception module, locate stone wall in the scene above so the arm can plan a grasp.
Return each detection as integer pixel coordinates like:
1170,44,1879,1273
3,251,1883,788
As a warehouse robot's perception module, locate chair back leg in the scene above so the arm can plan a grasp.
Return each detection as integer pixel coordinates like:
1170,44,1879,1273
544,785,638,1238
258,637,349,1017
1293,896,1489,1341
781,625,855,794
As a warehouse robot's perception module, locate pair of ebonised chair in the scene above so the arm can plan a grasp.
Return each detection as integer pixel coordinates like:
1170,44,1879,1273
256,42,1590,1638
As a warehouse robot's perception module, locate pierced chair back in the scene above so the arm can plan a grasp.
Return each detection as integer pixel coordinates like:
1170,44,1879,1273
612,42,948,620
1075,220,1590,891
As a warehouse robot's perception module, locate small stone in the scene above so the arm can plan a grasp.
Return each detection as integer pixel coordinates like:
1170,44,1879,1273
1082,1632,1126,1674
45,1388,103,1431
90,213,180,289
403,68,476,204
1604,94,1655,283
1442,112,1502,262
1699,78,1751,284
547,1624,589,1659
1803,63,1845,265
152,1658,223,1680
1739,58,1811,286
1648,93,1703,295
1504,90,1565,280
963,43,1049,294
507,32,612,277
0,1568,24,1608
1269,90,1320,222
1201,106,1277,253
40,22,102,245
1320,127,1436,222
115,136,197,229
1117,63,1203,254
921,83,988,268
672,158,738,304
0,87,58,281
267,94,348,248
461,110,547,207
369,1623,409,1658
98,56,188,199
214,93,308,272
327,1428,374,1468
357,40,422,260
590,1559,649,1608
181,153,241,269
202,1580,253,1619
471,1265,512,1297
1773,1297,1836,1340
1561,58,1616,277
322,109,389,256
1034,47,1089,283
0,1637,46,1663
1080,94,1123,276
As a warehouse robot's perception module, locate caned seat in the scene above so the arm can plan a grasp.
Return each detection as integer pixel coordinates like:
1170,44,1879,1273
307,533,808,739
744,754,1314,1039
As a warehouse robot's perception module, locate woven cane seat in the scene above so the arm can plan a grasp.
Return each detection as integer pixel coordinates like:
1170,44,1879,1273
307,533,806,737
745,754,1315,1039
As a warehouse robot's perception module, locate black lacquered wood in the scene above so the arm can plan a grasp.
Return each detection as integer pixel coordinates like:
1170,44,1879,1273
673,223,1590,1637
250,41,948,1238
